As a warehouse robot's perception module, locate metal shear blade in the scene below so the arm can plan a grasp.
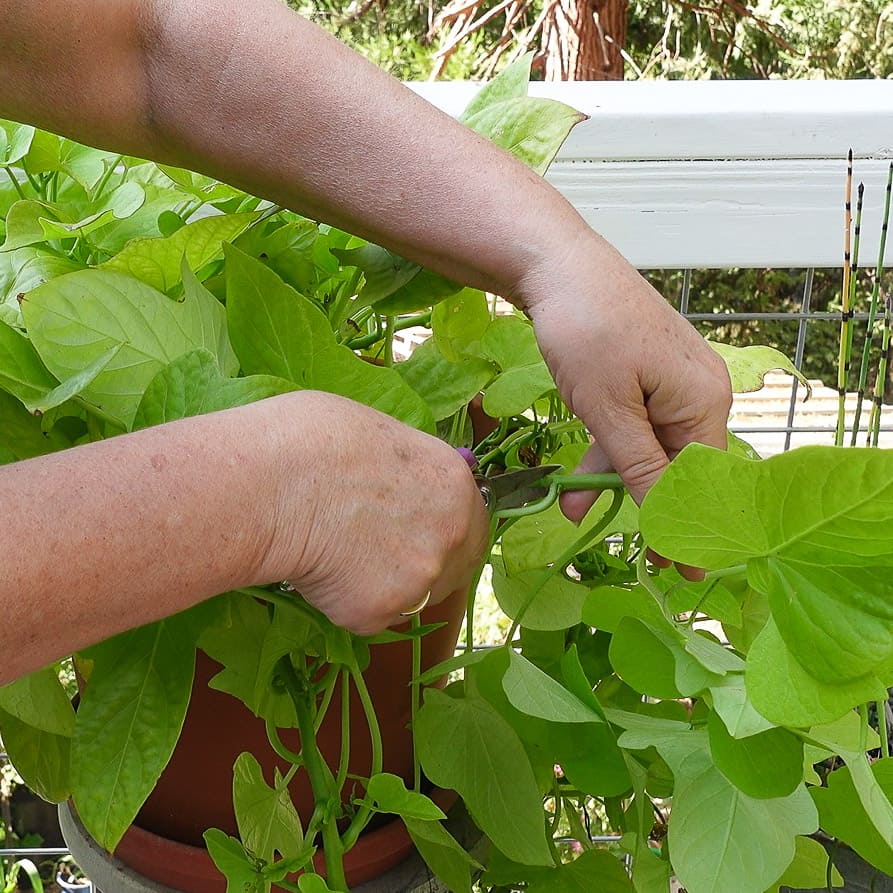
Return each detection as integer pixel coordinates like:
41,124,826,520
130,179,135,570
475,465,561,514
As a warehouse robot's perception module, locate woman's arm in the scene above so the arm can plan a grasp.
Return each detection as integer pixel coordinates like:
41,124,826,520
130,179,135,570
0,391,488,684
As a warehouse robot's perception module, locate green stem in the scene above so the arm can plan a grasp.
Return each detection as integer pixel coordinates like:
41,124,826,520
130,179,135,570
544,473,625,491
92,154,123,201
477,425,538,468
411,615,422,792
4,167,25,200
383,315,395,366
276,656,349,892
314,668,340,735
466,515,501,653
636,549,665,604
859,702,870,753
20,162,41,195
564,799,593,850
340,666,383,851
334,668,351,793
265,717,304,765
505,489,624,641
878,699,890,759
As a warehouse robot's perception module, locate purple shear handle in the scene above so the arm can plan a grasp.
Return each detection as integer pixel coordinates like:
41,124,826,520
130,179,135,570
456,447,478,470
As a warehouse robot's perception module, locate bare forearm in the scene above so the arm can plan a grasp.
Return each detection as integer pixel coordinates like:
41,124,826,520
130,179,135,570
0,402,284,684
0,0,599,300
143,0,594,296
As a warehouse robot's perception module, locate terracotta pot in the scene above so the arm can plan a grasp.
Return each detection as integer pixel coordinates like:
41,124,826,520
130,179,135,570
112,593,466,890
109,789,457,893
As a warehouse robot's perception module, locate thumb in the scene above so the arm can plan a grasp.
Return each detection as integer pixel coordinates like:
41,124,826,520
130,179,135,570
559,441,612,523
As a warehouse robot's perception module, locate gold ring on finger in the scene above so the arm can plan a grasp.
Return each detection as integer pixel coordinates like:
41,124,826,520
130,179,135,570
400,591,431,617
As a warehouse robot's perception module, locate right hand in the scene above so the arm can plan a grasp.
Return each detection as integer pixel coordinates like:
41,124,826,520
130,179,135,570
260,391,489,635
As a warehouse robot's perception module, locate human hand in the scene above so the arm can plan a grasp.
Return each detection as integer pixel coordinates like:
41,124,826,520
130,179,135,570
261,392,489,635
520,234,732,576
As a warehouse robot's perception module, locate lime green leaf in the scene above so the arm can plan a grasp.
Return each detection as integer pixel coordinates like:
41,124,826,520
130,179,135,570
641,444,893,683
58,141,113,187
431,289,491,362
746,618,888,726
708,674,775,739
610,617,722,699
503,650,602,724
181,260,239,376
158,166,244,203
21,343,122,416
0,318,58,404
482,361,555,416
463,96,586,176
582,584,666,634
0,249,82,322
233,753,303,863
706,709,803,798
404,816,479,893
503,493,638,576
23,269,223,428
477,315,541,369
0,706,71,802
375,267,462,315
38,182,145,241
0,389,72,459
133,350,295,429
204,829,268,893
527,849,635,893
0,666,75,737
102,212,258,293
1,201,60,252
620,831,671,893
364,773,447,821
297,876,336,893
71,617,198,850
225,243,333,383
311,344,434,433
812,758,893,876
765,836,843,892
709,342,812,396
199,596,298,727
331,244,420,307
413,650,490,686
226,246,431,428
459,55,532,122
415,687,553,867
0,121,35,166
491,559,590,631
625,730,819,893
396,337,493,422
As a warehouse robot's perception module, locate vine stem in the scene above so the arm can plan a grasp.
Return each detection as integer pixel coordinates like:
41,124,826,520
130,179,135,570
411,615,422,792
4,167,25,200
276,656,349,892
505,488,624,642
340,666,383,851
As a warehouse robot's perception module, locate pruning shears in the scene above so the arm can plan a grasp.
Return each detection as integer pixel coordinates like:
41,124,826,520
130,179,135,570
474,464,563,519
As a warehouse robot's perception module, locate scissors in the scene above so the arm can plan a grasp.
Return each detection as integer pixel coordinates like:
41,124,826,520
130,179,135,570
474,464,562,518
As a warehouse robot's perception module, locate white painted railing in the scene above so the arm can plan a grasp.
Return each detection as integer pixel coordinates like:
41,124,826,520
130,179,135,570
412,79,893,269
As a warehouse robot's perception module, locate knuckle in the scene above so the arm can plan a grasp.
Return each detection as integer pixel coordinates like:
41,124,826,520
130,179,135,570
617,452,668,489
